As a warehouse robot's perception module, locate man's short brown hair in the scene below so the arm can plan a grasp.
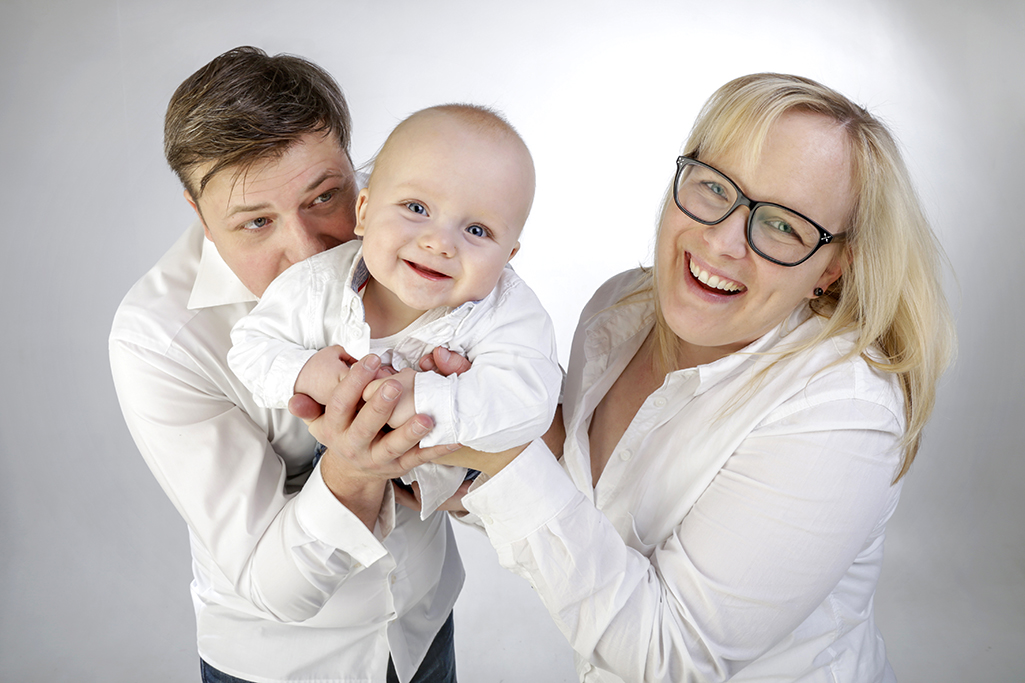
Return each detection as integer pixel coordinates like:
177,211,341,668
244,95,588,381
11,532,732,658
164,46,352,199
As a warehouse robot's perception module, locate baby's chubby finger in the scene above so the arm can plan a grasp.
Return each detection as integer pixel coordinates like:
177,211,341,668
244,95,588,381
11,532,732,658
309,354,383,446
362,377,387,403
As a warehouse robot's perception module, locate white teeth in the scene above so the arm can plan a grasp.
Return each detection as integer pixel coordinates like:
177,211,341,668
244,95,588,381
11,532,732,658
689,259,742,293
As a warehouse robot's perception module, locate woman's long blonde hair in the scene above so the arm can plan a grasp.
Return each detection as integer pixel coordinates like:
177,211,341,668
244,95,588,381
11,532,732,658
639,73,955,481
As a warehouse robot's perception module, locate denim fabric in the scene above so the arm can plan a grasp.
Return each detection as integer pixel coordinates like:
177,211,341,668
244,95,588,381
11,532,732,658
388,611,456,683
199,611,456,683
199,659,253,683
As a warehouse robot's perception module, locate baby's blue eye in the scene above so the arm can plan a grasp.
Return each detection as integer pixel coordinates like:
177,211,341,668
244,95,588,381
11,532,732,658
466,225,487,238
406,202,426,215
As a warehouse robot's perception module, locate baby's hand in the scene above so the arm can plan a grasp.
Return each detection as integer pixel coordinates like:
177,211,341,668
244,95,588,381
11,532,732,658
295,346,353,406
363,367,417,430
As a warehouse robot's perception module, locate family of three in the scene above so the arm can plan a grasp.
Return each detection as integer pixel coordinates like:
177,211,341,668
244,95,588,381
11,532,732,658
109,46,954,683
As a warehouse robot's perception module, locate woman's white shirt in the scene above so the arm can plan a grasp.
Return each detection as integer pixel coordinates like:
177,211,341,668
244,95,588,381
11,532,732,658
463,269,904,683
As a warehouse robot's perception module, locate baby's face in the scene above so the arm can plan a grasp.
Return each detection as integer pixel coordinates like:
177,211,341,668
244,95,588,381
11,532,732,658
354,112,534,313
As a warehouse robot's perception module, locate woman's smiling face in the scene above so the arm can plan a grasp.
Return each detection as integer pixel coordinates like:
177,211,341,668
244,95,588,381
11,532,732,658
655,110,853,365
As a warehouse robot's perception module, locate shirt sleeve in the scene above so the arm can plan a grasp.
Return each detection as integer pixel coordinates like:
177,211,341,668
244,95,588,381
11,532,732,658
413,276,562,451
110,336,391,624
463,398,903,682
226,259,326,409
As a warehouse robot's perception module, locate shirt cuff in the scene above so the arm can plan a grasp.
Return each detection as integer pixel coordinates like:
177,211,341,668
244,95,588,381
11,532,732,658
293,459,390,569
412,371,457,447
462,440,579,542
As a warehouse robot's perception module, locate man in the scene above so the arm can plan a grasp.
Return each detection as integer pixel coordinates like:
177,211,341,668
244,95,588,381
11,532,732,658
110,46,464,683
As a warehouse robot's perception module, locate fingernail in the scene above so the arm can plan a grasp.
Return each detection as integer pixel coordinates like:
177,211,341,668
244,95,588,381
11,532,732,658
412,419,430,436
381,382,399,401
446,443,461,452
362,354,381,371
437,347,450,360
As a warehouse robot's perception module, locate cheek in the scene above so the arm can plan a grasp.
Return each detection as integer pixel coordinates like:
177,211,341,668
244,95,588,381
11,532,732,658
234,247,286,295
313,210,358,245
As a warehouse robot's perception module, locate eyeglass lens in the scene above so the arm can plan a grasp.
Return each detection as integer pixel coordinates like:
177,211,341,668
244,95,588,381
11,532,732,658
676,162,822,265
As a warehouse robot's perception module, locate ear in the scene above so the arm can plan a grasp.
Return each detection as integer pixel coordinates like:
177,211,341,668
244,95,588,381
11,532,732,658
507,241,520,262
184,189,213,241
353,188,370,237
811,250,845,297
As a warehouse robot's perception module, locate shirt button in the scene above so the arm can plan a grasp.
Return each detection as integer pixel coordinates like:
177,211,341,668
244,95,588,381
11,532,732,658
390,574,397,585
481,514,494,525
619,450,632,461
654,397,667,408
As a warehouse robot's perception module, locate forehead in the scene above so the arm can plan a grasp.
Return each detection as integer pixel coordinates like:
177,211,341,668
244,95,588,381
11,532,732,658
372,114,534,223
711,111,854,228
195,132,351,209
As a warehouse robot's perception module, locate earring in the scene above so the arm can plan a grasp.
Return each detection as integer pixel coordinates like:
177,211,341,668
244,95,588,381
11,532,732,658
814,287,824,297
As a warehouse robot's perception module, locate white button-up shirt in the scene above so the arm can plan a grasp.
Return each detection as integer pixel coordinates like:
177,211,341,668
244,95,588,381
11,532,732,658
464,270,905,683
227,240,562,516
109,222,462,683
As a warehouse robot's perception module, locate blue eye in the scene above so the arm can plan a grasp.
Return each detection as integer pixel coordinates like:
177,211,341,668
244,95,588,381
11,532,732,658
406,202,426,215
705,181,728,198
466,225,487,238
242,217,270,230
767,219,794,234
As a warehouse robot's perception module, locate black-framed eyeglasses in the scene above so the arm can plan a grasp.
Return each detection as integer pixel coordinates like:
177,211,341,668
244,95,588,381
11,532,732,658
673,156,842,267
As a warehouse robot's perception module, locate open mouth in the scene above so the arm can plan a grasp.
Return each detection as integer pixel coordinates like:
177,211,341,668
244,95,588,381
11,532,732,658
688,257,745,295
404,260,450,280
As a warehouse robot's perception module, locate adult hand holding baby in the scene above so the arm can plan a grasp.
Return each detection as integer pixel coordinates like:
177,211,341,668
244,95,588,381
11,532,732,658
291,353,461,529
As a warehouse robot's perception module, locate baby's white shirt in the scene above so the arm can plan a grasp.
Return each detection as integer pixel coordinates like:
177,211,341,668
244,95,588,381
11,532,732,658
228,241,562,516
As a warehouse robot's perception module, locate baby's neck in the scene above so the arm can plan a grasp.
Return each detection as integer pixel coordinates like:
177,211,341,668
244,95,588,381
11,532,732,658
361,278,428,339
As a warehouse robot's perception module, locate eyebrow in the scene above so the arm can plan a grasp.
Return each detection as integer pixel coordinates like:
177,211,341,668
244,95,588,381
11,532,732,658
225,170,349,218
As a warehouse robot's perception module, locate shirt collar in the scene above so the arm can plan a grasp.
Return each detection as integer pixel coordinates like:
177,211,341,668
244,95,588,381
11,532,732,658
187,232,259,310
690,304,815,394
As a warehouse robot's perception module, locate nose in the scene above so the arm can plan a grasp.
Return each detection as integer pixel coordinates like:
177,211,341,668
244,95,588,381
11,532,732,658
418,223,456,257
282,216,327,266
704,207,749,259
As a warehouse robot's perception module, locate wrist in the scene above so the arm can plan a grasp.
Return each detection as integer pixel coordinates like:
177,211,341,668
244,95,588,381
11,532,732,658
319,451,388,529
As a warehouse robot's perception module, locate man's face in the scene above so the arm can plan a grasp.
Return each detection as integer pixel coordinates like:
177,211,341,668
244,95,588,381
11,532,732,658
187,132,358,297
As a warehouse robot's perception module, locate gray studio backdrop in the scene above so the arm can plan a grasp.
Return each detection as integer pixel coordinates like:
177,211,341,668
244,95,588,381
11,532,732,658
1,1,1022,681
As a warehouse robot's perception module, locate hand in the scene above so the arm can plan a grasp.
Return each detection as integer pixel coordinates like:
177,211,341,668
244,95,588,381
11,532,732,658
418,346,472,376
304,354,460,528
395,480,472,515
294,346,355,406
289,354,395,424
362,367,417,429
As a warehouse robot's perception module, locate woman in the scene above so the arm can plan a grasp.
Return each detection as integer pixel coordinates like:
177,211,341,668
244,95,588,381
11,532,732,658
447,74,955,682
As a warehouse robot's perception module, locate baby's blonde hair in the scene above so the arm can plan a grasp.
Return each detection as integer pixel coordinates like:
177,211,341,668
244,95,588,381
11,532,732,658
638,73,955,481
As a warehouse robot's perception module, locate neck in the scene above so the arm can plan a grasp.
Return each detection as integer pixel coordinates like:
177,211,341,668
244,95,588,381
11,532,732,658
361,278,426,338
655,328,741,374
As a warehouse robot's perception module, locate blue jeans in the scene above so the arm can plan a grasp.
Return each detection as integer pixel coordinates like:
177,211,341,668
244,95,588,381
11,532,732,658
199,611,456,683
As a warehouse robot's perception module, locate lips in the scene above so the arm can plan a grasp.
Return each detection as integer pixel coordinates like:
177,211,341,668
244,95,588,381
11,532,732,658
688,256,745,294
404,259,451,281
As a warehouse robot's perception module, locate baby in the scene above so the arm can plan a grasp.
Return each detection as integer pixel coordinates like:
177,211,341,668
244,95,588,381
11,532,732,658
228,104,561,516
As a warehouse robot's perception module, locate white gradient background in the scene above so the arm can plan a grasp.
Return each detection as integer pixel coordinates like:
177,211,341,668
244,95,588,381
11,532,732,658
1,1,1022,681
